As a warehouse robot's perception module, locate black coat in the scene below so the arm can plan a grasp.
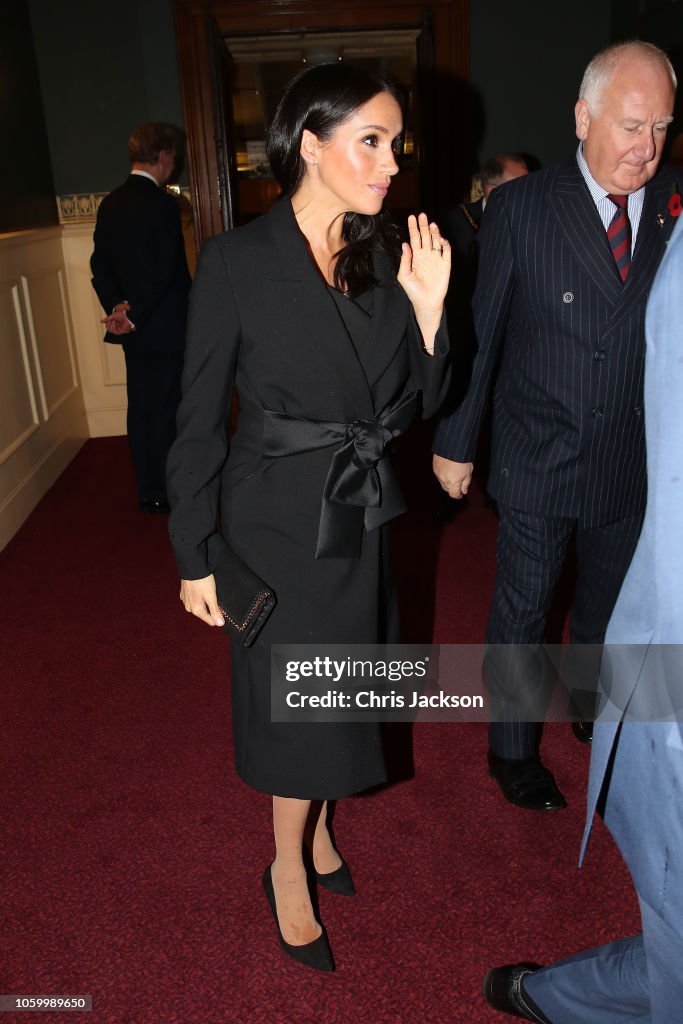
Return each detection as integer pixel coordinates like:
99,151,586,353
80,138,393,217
90,174,190,350
434,157,679,526
167,197,450,798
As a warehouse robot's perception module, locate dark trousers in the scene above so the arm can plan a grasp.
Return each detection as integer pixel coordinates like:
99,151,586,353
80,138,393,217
123,339,184,503
486,506,643,759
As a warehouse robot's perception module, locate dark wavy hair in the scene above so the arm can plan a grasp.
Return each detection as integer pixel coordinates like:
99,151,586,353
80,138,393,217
266,63,405,296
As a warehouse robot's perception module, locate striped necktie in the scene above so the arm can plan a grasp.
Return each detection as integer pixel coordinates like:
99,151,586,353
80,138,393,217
607,193,631,282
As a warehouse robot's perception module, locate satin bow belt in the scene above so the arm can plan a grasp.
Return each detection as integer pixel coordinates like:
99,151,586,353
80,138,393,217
261,391,421,558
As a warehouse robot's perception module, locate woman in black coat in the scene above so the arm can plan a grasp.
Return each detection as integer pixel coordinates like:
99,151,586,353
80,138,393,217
167,63,450,971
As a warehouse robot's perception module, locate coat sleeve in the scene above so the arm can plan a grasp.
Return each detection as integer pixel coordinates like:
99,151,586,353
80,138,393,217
647,216,683,643
432,187,515,461
167,237,239,579
405,308,451,418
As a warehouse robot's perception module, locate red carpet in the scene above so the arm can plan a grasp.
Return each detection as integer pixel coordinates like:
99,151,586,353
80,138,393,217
1,437,638,1024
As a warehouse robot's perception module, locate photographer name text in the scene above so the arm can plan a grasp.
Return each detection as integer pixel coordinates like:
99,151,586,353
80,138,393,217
284,689,483,709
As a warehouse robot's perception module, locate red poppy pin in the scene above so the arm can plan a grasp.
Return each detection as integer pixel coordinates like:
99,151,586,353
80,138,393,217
658,183,682,226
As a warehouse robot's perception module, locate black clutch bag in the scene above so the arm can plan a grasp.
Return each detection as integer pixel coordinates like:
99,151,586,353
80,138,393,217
212,543,276,647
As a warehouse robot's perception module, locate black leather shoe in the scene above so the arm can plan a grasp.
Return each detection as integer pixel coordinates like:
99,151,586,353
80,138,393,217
316,857,355,897
483,964,552,1022
487,750,567,811
139,498,171,514
572,719,593,744
262,866,334,971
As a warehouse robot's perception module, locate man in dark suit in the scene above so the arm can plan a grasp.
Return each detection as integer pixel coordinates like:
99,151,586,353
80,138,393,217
482,214,683,1024
91,122,191,513
433,41,678,810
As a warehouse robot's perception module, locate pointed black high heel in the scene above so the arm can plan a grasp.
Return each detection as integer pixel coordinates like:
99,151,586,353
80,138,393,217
262,865,335,972
315,857,355,897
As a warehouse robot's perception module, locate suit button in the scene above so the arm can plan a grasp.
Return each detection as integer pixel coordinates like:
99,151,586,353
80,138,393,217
562,291,574,303
594,350,606,361
501,468,509,476
592,407,604,417
634,406,642,416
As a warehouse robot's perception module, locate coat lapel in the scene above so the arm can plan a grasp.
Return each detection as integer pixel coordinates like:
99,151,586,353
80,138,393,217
548,158,623,305
266,198,374,419
361,249,407,390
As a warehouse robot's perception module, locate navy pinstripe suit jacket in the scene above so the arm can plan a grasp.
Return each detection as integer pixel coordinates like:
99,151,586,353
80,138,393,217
433,156,679,527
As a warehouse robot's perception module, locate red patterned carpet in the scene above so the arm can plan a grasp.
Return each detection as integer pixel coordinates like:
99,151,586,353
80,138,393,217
0,437,638,1024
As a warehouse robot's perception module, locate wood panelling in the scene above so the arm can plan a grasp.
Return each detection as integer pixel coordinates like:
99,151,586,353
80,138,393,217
22,268,79,419
0,280,39,465
59,222,128,438
0,228,87,551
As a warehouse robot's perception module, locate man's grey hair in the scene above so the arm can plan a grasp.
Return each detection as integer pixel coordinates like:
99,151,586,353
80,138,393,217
579,40,677,114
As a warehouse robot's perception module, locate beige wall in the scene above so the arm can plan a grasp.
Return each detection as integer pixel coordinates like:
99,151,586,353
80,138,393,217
0,225,104,551
60,220,128,437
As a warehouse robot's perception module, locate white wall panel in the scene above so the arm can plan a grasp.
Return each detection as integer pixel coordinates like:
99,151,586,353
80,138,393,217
0,280,39,465
0,228,87,551
22,268,79,419
60,222,127,435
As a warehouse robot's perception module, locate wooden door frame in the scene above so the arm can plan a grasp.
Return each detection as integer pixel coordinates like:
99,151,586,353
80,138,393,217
174,0,469,245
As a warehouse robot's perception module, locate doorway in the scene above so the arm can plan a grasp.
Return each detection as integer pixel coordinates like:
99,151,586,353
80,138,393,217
224,28,420,225
175,0,470,245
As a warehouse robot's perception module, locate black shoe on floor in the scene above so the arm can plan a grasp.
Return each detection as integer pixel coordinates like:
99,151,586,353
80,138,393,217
482,964,552,1022
139,498,171,514
572,719,593,744
262,865,334,971
487,750,567,811
316,857,355,897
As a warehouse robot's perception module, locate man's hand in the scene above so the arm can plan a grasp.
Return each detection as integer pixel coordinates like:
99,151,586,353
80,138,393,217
432,454,474,499
101,302,136,335
180,576,225,628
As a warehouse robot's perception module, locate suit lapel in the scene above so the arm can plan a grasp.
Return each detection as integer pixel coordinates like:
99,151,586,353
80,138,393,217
623,175,673,299
548,158,623,305
603,171,674,338
549,159,675,335
266,198,374,419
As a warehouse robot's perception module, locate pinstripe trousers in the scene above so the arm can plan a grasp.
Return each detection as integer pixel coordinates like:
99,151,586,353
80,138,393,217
486,505,643,759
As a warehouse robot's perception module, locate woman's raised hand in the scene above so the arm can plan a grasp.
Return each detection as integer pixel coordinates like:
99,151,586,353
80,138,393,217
180,576,225,628
397,213,450,314
397,213,450,354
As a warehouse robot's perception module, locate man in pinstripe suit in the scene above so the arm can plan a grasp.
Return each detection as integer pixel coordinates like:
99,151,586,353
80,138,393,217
433,41,678,810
